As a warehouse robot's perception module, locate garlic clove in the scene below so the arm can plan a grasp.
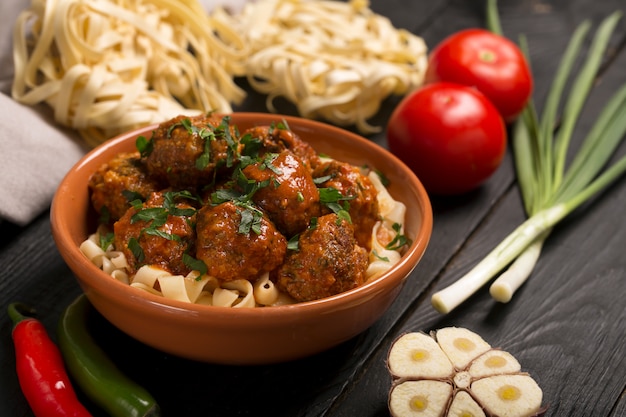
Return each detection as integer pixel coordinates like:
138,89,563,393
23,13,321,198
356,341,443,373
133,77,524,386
389,380,453,417
434,327,492,370
388,332,455,379
471,374,543,417
447,390,487,417
469,349,522,379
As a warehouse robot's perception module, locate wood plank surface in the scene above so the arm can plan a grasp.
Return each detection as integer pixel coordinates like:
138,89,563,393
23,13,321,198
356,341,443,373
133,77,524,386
1,0,624,416
329,1,626,416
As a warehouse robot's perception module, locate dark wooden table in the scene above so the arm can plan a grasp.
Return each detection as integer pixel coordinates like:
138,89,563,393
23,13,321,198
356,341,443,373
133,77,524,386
2,0,625,416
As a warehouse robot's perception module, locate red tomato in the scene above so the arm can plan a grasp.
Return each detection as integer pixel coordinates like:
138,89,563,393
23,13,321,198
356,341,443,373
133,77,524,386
424,28,533,122
387,82,507,195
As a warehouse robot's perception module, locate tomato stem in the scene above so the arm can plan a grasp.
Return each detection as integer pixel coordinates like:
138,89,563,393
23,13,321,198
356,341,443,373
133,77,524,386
479,49,497,63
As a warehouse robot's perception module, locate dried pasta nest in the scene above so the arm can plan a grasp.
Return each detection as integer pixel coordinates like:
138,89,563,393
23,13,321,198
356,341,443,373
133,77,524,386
213,0,428,134
387,327,546,417
12,0,427,145
12,0,248,146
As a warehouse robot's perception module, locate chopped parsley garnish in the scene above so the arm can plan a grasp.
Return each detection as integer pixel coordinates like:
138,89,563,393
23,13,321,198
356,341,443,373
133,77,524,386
215,116,239,168
99,232,115,251
237,203,264,235
183,253,208,278
128,237,145,263
240,133,262,160
212,171,268,205
98,206,111,225
164,117,240,170
287,234,300,251
195,129,214,170
318,187,345,204
335,209,352,225
122,190,144,203
126,191,198,259
131,206,169,226
268,119,290,134
176,118,217,170
313,174,333,185
385,222,412,250
259,153,282,175
372,250,390,262
136,135,153,157
144,228,181,241
318,187,354,224
210,170,269,236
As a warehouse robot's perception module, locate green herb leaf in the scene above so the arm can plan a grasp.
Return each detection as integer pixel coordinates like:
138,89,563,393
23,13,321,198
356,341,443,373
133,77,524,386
196,127,215,170
144,228,181,241
122,190,144,203
241,133,262,159
287,234,300,251
99,232,115,251
318,187,344,204
130,199,144,211
372,250,390,262
385,222,411,250
260,153,282,175
313,174,333,185
336,210,352,225
216,116,239,168
98,206,111,225
136,135,153,157
131,207,168,226
183,253,208,277
268,120,290,134
212,188,242,204
128,237,145,263
237,204,264,235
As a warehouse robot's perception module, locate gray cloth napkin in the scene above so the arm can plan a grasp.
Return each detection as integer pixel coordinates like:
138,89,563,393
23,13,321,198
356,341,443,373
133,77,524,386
0,95,87,225
0,0,246,226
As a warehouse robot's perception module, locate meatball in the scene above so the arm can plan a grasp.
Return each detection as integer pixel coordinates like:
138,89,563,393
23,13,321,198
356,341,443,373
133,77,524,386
88,152,161,222
113,191,197,275
272,213,369,302
240,125,321,170
242,150,321,237
143,114,242,189
195,201,287,282
313,160,380,250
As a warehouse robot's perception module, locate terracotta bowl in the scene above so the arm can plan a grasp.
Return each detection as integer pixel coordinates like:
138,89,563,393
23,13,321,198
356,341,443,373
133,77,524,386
51,112,432,365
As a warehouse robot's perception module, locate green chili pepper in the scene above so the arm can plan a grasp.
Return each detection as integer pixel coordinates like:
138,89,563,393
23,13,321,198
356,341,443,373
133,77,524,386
57,295,161,417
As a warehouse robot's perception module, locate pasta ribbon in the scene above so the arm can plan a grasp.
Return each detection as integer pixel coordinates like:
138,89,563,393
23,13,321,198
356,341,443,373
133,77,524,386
365,171,407,280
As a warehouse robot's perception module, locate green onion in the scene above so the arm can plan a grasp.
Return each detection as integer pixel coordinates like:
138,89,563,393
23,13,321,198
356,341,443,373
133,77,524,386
431,3,626,314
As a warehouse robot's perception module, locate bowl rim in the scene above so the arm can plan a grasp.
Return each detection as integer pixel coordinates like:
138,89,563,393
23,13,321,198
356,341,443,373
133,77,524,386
51,112,433,319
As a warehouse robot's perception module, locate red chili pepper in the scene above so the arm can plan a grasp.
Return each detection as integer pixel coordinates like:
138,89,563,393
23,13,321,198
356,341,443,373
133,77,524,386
8,302,93,417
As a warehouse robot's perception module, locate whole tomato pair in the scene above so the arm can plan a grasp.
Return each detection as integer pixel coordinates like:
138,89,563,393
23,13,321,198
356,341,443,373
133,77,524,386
387,29,533,195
